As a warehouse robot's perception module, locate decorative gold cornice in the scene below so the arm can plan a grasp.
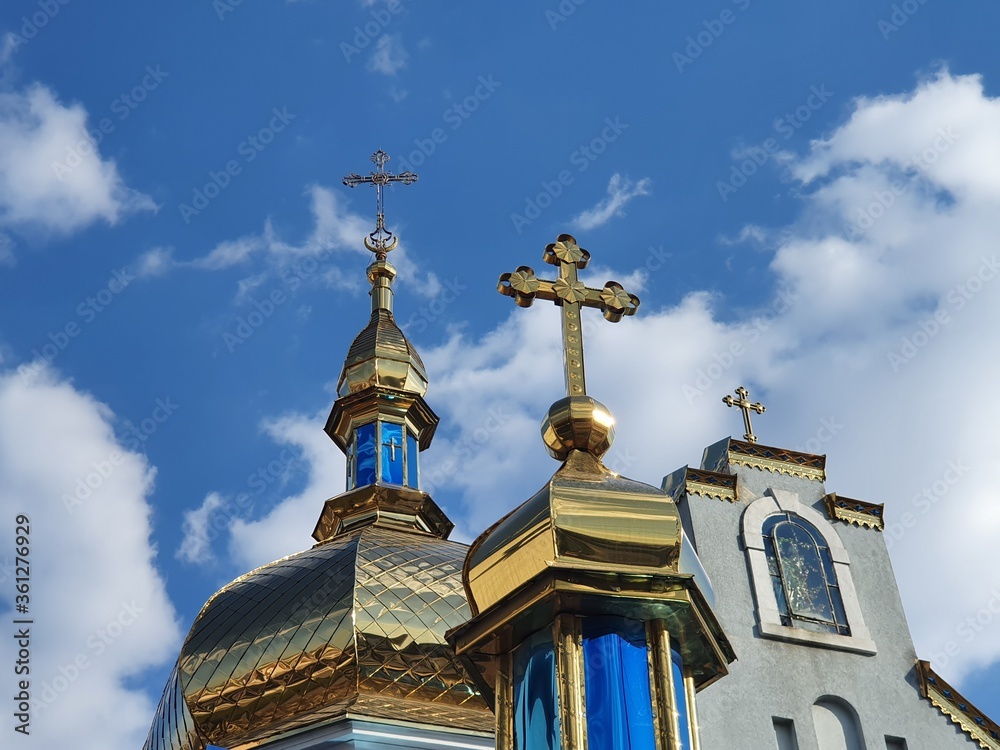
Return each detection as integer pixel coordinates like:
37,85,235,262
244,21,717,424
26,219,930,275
708,438,826,482
823,493,885,531
916,660,1000,749
685,468,738,502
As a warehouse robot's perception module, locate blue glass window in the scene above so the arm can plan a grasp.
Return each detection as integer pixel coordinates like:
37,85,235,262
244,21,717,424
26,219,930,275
583,618,655,750
406,430,419,488
672,650,692,750
763,513,850,635
380,422,404,484
355,422,377,486
513,630,559,750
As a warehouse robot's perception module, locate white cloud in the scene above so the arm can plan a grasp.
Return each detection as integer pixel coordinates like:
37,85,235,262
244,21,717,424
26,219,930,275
0,84,155,239
176,492,226,565
367,34,408,76
572,173,652,230
136,184,434,300
0,364,180,748
227,412,345,571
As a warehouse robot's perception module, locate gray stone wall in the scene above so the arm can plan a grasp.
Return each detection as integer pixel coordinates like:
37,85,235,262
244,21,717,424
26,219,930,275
678,455,977,750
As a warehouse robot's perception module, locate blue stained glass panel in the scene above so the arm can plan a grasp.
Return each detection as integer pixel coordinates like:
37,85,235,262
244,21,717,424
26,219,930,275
355,422,377,486
583,618,655,750
380,422,404,484
513,631,559,750
672,650,692,750
406,430,419,488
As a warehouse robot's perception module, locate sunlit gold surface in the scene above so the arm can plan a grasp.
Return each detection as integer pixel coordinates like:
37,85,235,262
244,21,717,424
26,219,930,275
823,492,885,531
451,447,735,695
464,450,683,616
917,660,1000,749
554,614,586,750
338,307,429,398
540,395,616,461
498,234,639,398
144,526,491,750
312,482,453,542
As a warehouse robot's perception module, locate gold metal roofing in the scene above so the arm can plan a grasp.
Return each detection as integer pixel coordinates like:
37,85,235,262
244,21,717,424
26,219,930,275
143,526,491,750
338,307,428,398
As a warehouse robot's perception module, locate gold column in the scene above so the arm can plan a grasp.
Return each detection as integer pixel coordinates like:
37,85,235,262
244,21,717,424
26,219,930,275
647,619,680,750
554,614,587,750
496,650,515,750
684,669,701,750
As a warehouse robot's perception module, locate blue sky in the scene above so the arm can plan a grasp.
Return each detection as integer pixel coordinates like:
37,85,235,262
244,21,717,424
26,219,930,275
1,1,1000,746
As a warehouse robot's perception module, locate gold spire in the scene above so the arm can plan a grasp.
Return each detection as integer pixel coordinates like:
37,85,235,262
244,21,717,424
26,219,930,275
723,385,766,443
498,233,639,462
319,150,445,541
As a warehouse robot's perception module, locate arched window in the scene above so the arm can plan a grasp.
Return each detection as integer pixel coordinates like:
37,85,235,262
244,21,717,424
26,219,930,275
763,513,849,635
812,697,865,750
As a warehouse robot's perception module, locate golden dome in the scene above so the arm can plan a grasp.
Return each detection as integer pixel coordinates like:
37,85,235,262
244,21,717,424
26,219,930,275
338,307,428,398
143,526,491,750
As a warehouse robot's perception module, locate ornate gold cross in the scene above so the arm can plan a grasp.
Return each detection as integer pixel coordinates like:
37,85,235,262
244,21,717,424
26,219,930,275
498,234,639,397
343,149,418,255
723,386,766,443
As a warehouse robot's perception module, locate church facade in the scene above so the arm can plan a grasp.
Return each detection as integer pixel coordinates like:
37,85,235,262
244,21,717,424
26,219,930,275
143,152,997,750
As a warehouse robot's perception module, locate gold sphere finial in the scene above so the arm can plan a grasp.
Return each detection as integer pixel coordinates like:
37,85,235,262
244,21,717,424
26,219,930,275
540,395,615,461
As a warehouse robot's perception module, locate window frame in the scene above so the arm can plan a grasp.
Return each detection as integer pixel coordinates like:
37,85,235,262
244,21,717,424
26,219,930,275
742,489,875,654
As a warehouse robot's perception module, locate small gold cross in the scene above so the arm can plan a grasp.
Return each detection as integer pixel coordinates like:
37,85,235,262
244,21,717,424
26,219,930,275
723,386,766,443
498,234,639,397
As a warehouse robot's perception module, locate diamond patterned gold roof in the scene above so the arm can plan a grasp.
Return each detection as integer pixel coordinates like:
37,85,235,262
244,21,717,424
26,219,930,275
143,526,491,750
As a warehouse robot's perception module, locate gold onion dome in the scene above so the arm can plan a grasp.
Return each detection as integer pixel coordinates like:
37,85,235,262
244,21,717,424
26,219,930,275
143,152,491,750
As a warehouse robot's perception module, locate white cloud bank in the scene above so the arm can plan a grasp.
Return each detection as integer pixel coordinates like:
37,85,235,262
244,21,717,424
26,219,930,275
0,84,155,239
0,364,180,748
194,70,1000,690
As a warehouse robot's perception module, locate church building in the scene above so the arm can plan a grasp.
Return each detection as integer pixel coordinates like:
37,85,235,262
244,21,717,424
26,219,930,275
143,152,998,750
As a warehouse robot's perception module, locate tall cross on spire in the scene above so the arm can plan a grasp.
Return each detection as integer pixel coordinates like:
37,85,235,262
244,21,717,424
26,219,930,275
723,385,766,443
498,234,639,397
342,149,418,257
